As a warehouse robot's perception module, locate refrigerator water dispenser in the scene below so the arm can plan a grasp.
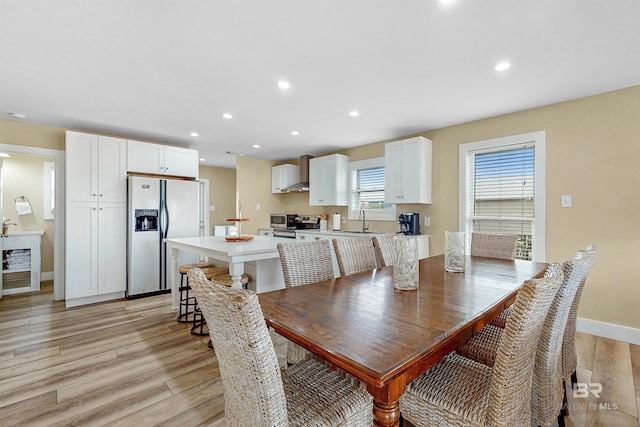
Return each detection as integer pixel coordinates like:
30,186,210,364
134,209,158,232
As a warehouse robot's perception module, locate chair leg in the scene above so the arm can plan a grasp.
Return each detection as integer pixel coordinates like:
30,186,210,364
571,370,578,388
558,410,566,427
562,382,569,416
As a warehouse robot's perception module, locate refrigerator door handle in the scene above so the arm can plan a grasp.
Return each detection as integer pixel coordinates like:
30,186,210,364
163,183,170,237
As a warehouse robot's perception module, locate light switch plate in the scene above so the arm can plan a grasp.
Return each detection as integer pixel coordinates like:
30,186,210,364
561,195,572,208
424,217,431,227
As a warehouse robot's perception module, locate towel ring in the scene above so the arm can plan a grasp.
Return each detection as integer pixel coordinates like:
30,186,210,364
15,195,30,204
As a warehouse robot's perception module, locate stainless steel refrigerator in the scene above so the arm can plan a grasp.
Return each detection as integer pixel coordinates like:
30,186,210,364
127,176,202,298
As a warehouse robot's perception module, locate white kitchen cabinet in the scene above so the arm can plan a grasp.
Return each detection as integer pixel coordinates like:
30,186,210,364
309,154,349,206
1,231,44,295
127,140,199,178
66,130,127,306
271,164,299,193
257,228,274,237
384,136,432,204
66,132,127,203
65,202,126,302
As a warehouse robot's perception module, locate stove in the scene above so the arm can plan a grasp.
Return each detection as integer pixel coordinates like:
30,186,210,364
272,215,321,239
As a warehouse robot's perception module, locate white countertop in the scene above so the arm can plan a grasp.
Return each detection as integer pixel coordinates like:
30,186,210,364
164,235,293,258
4,230,45,236
295,229,430,238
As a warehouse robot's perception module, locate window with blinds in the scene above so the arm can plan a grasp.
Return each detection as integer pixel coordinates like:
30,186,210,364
348,158,396,221
464,143,537,260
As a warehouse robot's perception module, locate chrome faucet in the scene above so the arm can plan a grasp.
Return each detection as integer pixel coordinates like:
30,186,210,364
359,208,369,233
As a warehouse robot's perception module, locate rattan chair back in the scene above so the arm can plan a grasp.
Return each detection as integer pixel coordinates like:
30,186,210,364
332,236,377,276
485,263,564,426
187,268,289,426
277,240,335,364
561,245,598,382
277,240,334,288
532,256,592,426
470,232,518,260
372,234,396,267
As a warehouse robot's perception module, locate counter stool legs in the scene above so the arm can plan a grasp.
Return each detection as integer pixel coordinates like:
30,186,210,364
177,271,197,323
190,304,208,336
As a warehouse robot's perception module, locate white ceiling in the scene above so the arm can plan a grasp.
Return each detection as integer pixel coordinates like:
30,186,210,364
1,1,639,169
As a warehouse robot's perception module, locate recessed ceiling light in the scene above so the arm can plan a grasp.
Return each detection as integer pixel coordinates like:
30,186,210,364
0,152,10,158
190,132,199,137
199,158,206,162
494,61,511,71
277,81,291,90
223,113,233,119
439,0,456,4
10,112,27,119
291,131,299,136
253,144,260,149
349,110,359,117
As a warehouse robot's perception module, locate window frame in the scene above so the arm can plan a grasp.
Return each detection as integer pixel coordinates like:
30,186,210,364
458,131,546,261
348,157,397,221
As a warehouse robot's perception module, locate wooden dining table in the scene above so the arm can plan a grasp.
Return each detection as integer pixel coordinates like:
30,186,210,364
258,254,548,427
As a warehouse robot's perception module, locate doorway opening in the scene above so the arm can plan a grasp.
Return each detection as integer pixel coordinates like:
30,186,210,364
0,143,64,301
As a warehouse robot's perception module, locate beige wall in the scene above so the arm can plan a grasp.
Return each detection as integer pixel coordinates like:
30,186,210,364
237,85,640,330
2,153,55,273
198,164,237,233
0,119,65,150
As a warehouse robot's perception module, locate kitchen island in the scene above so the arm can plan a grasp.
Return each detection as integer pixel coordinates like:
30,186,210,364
164,235,292,309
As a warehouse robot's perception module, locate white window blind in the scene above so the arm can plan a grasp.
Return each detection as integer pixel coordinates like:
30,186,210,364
465,144,536,260
348,158,396,221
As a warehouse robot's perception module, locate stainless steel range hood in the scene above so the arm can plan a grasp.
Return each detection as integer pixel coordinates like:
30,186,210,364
281,155,313,193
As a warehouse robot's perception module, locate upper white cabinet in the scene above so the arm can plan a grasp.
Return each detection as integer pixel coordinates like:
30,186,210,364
384,136,432,204
271,164,299,193
127,140,199,178
66,131,127,203
309,154,349,206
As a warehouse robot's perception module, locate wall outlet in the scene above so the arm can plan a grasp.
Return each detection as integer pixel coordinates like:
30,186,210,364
424,217,431,227
561,195,572,208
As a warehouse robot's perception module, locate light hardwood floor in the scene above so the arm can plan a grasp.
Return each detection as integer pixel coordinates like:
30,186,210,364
0,283,638,426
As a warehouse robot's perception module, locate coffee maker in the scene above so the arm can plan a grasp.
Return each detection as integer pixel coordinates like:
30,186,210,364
399,212,420,235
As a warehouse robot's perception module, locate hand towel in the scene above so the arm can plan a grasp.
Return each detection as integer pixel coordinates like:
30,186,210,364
16,201,32,216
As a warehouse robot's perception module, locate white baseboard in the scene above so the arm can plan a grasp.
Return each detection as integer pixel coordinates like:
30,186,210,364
576,317,640,345
41,271,54,281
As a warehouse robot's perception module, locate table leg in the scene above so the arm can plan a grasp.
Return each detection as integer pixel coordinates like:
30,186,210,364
170,247,180,310
367,376,406,427
228,261,245,289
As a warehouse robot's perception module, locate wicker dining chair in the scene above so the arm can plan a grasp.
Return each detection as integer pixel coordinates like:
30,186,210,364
490,246,597,365
372,234,396,267
562,245,598,389
277,240,335,364
470,232,519,260
332,237,377,276
187,268,373,426
456,257,590,427
399,263,563,427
